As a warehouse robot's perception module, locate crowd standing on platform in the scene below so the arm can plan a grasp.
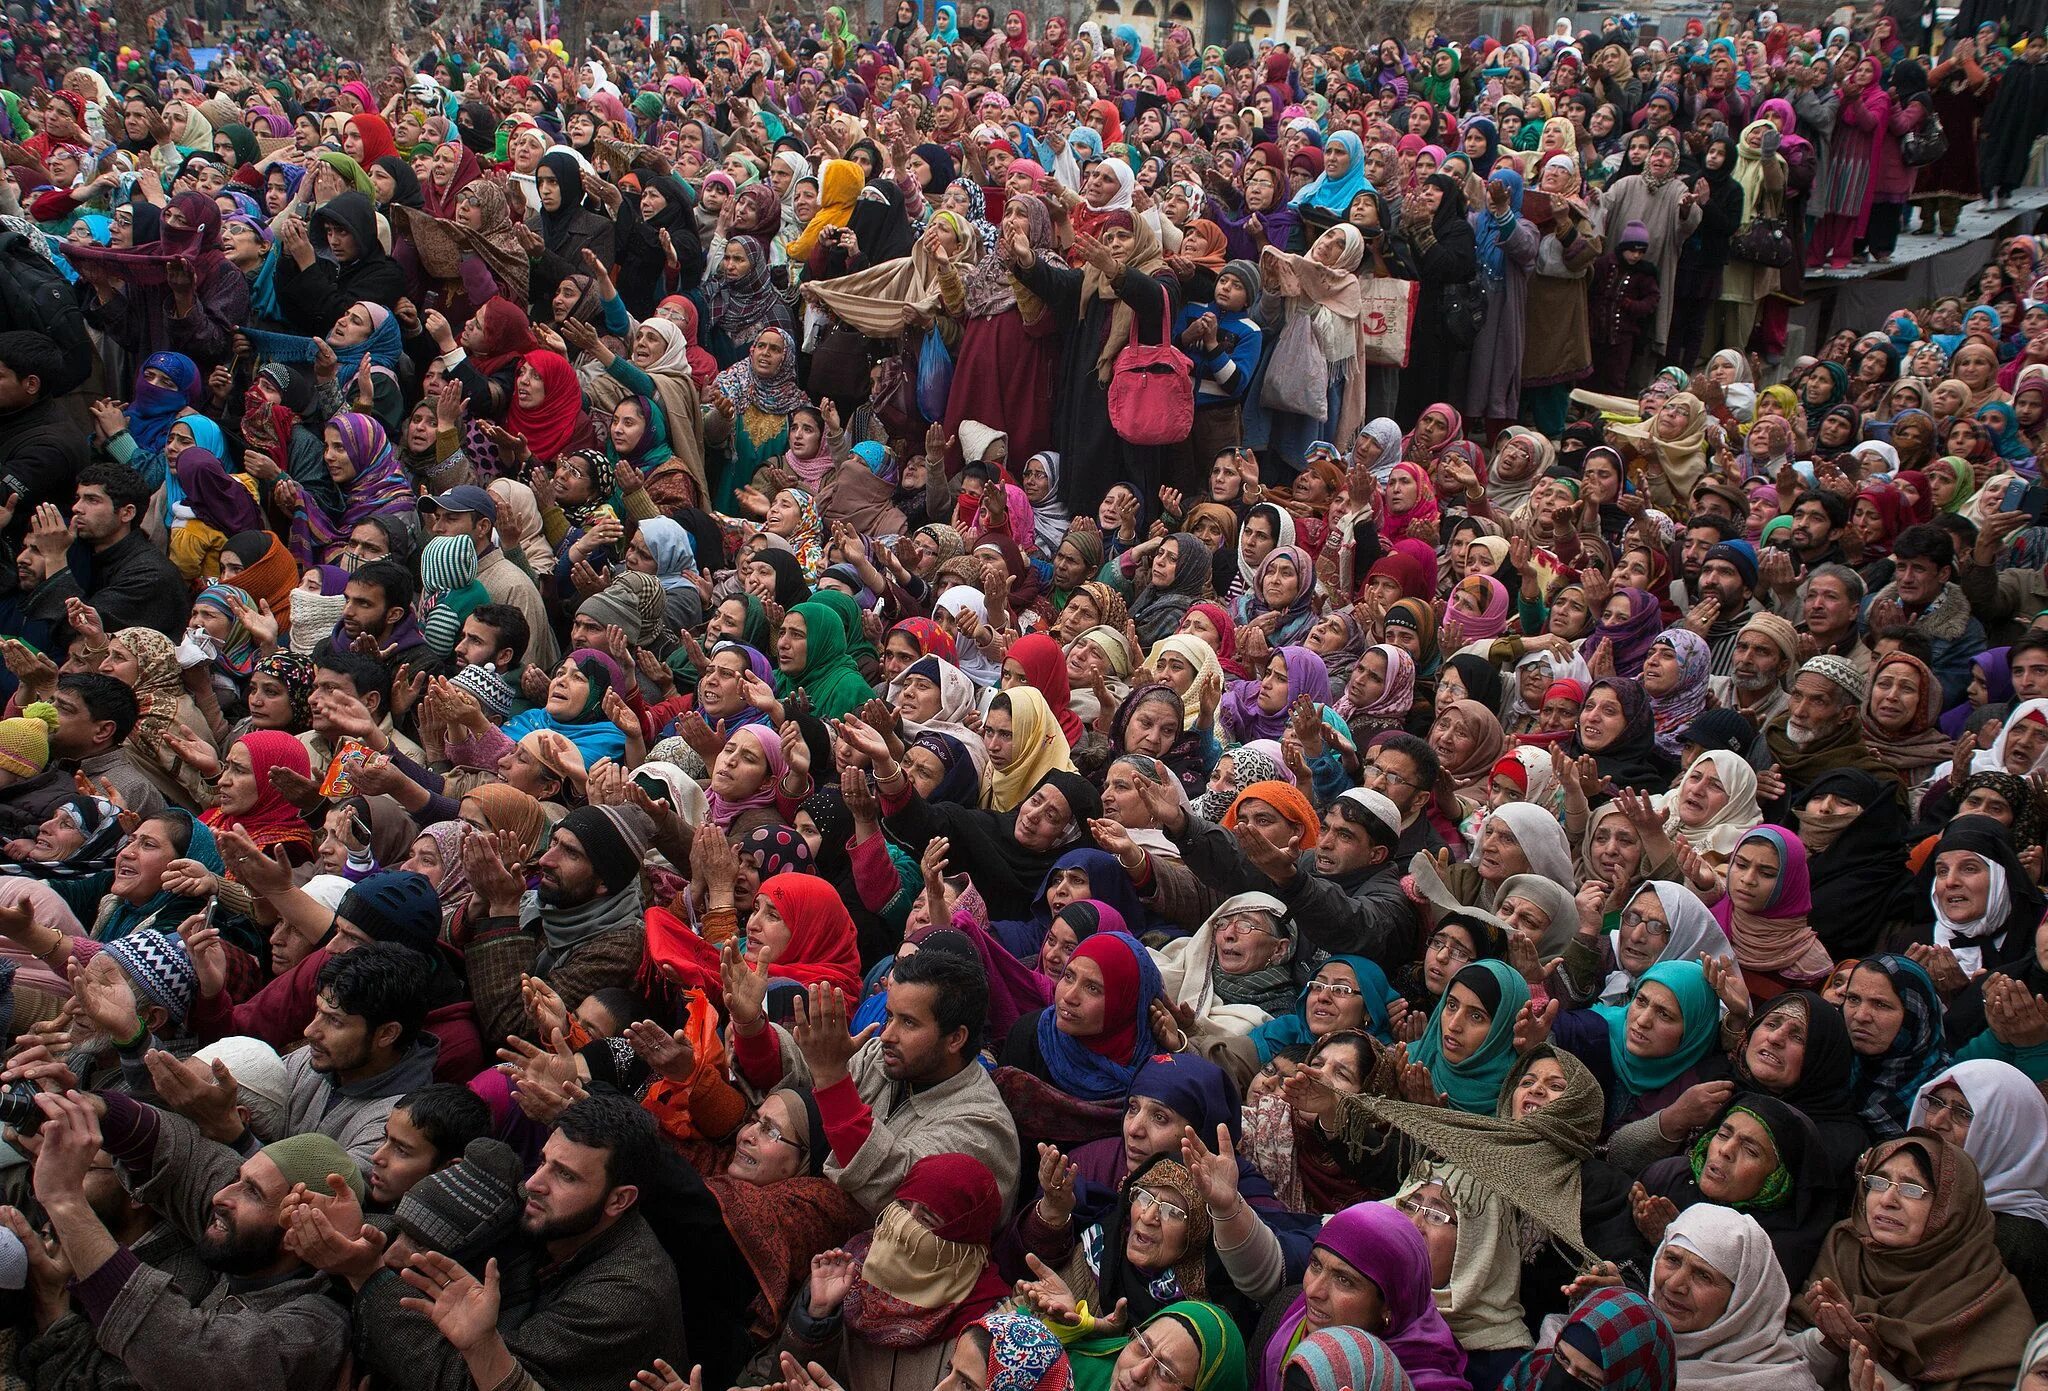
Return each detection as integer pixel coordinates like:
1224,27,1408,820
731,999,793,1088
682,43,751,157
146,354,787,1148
4,1,2048,1388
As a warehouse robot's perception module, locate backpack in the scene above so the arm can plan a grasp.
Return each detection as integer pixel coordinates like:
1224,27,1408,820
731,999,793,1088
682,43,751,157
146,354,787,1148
0,231,93,396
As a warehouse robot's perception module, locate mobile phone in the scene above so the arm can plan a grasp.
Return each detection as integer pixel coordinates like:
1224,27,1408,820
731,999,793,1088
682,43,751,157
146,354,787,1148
2002,482,2048,522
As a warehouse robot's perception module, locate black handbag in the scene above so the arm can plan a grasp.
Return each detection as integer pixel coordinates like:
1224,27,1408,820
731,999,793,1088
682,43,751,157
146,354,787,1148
1732,217,1796,269
807,321,875,405
1901,107,1948,167
1440,276,1487,349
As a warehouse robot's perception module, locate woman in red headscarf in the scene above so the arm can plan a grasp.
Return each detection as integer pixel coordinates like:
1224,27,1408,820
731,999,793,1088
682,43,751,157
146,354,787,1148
1003,633,1084,745
344,113,399,167
504,350,596,462
750,874,865,999
657,296,721,390
201,730,315,865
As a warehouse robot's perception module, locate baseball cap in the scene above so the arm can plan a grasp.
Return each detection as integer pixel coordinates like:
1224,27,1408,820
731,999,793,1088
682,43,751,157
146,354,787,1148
419,484,498,522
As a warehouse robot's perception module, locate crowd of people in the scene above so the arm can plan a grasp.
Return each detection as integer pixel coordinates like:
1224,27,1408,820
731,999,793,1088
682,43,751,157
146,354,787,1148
2,1,2048,1389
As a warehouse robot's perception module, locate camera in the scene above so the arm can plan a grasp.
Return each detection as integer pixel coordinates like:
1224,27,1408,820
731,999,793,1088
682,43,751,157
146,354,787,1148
0,1081,46,1135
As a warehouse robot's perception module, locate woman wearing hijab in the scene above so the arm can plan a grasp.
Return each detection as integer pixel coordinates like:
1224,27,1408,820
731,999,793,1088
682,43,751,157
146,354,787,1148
1004,633,1084,747
1252,1201,1470,1391
1715,986,1872,1178
1219,648,1331,747
772,599,874,722
1499,1288,1674,1391
940,193,1060,468
71,190,249,363
1647,1204,1822,1389
1230,545,1317,649
707,327,809,510
1409,959,1531,1116
1844,955,1952,1140
502,649,633,764
1905,1060,2048,1318
1795,1133,2032,1390
201,730,315,865
1130,534,1216,649
749,873,864,1004
1000,931,1162,1103
1710,826,1834,999
1916,815,2048,981
1566,676,1679,790
1552,958,1722,1136
1395,172,1480,427
280,412,414,568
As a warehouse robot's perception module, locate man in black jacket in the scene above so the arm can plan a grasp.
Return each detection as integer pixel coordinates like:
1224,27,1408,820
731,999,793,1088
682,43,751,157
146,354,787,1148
275,192,408,338
0,332,87,574
26,463,188,639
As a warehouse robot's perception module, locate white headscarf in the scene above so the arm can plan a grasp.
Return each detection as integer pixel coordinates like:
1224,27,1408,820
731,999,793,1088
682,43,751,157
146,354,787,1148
1028,453,1070,557
1656,749,1762,857
901,655,992,783
1930,850,2011,976
1963,696,2048,778
1601,880,1735,1004
1152,891,1292,1037
1087,158,1134,211
1489,803,1574,885
1909,1060,2048,1226
1655,1205,1820,1390
935,585,1002,685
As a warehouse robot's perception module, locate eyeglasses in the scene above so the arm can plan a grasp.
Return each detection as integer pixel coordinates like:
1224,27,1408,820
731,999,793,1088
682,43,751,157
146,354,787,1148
1215,914,1282,940
1126,1325,1194,1391
1306,979,1363,999
1361,761,1421,791
1920,1094,1976,1126
1395,1194,1457,1226
1130,1188,1190,1224
1861,1173,1932,1202
1618,910,1672,939
1427,933,1476,964
749,1111,803,1152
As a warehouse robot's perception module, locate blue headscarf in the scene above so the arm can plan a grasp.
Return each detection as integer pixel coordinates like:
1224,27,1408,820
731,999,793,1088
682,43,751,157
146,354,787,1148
98,809,221,942
245,241,285,325
130,352,200,454
1248,954,1399,1061
1409,959,1531,1113
1462,115,1500,176
1033,930,1162,1101
991,848,1150,959
1592,959,1719,1102
1979,402,2033,461
1472,166,1524,280
163,411,229,528
333,303,404,382
1291,129,1369,215
932,2,959,43
636,516,698,590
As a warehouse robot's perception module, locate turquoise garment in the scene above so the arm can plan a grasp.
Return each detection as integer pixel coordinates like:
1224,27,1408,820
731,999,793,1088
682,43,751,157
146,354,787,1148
1593,959,1719,1098
1409,958,1530,1113
1249,953,1398,1060
501,706,628,763
1291,130,1368,216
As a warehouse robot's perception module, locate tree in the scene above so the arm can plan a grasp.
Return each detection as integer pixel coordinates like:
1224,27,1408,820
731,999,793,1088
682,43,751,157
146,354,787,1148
273,0,401,60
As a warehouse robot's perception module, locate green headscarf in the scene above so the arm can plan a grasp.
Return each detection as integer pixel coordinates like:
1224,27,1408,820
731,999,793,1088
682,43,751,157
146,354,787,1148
1408,959,1531,1113
1931,454,1979,515
776,600,875,720
218,122,262,167
0,91,29,141
313,151,376,196
1068,1302,1246,1391
1592,959,1719,1100
806,587,876,669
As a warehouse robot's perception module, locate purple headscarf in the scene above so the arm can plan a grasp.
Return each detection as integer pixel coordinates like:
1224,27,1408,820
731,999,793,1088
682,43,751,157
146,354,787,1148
292,412,412,557
172,449,266,536
1220,645,1331,743
1256,1202,1468,1391
1582,585,1663,680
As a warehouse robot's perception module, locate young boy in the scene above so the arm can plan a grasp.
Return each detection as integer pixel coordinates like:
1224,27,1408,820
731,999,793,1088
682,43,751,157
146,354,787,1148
1587,220,1662,394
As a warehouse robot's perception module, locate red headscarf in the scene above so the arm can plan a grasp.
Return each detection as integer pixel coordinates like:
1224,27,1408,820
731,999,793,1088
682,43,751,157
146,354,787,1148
1186,600,1247,678
347,113,399,167
422,140,482,219
1070,934,1143,1061
756,875,864,998
504,350,595,462
469,296,539,375
202,730,314,856
890,617,958,665
660,296,720,390
841,1155,1010,1344
1006,633,1082,745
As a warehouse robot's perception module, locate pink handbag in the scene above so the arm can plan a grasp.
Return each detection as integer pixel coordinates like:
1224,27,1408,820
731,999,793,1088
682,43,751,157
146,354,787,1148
1107,284,1194,447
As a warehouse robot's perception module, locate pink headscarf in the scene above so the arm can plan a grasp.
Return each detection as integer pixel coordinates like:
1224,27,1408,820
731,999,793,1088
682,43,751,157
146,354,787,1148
705,724,788,828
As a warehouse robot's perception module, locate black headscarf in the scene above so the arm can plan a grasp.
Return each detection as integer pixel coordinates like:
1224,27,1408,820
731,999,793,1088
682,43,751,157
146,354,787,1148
1797,768,1915,960
1914,814,2046,974
456,101,499,155
912,141,957,193
373,155,424,211
1722,988,1872,1176
538,149,590,249
1444,652,1504,715
752,548,811,608
309,192,385,267
641,173,697,236
1425,170,1468,232
847,178,915,264
1564,676,1678,790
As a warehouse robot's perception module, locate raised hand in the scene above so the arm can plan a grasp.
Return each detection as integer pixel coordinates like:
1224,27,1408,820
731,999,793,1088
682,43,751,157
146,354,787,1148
398,1251,502,1353
1629,1181,1679,1244
790,984,875,1088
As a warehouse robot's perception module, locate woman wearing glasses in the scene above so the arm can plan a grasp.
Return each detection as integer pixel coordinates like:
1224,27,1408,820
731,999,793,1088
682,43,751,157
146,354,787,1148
1908,1059,2048,1318
1793,1134,2032,1390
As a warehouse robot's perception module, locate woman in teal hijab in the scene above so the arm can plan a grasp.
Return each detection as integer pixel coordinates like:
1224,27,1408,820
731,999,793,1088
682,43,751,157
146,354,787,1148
1589,959,1720,1130
805,587,879,680
1408,957,1530,1113
776,599,876,720
1064,1301,1246,1391
1249,953,1400,1059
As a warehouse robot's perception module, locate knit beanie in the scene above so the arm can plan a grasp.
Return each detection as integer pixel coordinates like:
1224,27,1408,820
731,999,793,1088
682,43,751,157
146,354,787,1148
0,705,56,778
395,1138,524,1259
336,870,442,959
450,663,519,722
558,806,654,895
259,1132,365,1203
1738,611,1800,669
103,930,198,1030
1799,653,1866,705
1618,219,1650,248
195,1037,289,1140
1218,258,1262,317
1705,539,1759,591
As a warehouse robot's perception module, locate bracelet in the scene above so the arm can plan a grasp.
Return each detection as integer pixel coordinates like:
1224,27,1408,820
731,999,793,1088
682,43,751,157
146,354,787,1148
1034,1198,1071,1227
115,1018,150,1051
1213,1196,1245,1223
1118,853,1144,872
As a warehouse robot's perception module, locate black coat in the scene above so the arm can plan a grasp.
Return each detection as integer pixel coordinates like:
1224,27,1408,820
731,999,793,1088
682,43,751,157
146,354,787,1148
277,192,408,337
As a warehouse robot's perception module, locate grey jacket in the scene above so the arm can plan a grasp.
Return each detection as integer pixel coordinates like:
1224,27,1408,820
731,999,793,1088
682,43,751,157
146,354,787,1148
265,1034,441,1169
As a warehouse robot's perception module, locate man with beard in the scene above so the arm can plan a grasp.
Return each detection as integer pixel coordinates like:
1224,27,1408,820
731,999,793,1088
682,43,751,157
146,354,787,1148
1759,490,1849,618
466,806,656,1047
1861,524,1985,706
1754,654,1901,822
149,940,437,1170
1676,513,1739,610
370,1096,693,1391
20,1087,357,1391
729,933,1021,1210
1687,539,1762,676
1707,611,1799,724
